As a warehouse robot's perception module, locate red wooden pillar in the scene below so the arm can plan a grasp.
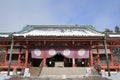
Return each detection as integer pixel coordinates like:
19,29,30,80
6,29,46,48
72,58,75,67
43,58,46,67
18,48,21,66
25,47,29,68
18,52,21,66
4,48,8,66
97,48,100,65
43,51,46,67
119,67,120,71
90,47,93,67
110,47,114,66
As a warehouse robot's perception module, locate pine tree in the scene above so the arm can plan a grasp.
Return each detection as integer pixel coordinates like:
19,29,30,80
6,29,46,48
115,26,119,33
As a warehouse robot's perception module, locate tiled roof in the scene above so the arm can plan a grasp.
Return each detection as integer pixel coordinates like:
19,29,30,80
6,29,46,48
109,34,120,37
0,25,104,37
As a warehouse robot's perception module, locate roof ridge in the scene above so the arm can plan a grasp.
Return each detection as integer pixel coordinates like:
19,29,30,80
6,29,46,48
26,25,93,28
16,25,101,34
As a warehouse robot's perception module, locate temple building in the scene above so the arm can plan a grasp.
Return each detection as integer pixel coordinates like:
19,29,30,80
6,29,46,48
0,25,120,72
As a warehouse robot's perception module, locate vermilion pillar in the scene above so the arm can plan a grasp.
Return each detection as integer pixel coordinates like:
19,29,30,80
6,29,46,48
18,52,21,66
72,58,75,67
110,47,114,66
18,48,21,66
25,47,29,68
43,51,46,67
4,48,8,66
90,47,93,67
97,48,100,65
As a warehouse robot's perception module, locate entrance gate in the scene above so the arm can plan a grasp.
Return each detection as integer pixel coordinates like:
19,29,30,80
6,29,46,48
46,54,72,67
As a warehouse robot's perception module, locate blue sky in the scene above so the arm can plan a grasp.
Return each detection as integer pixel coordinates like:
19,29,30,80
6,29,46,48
0,0,120,32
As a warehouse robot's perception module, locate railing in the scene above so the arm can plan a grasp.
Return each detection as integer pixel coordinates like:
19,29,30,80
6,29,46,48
38,60,43,76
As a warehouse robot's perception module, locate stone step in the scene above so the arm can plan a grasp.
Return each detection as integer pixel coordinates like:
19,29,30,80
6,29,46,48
29,67,41,76
40,67,90,76
91,67,99,75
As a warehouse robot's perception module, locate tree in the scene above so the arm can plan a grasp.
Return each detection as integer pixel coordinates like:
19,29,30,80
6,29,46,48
115,26,119,33
104,29,113,33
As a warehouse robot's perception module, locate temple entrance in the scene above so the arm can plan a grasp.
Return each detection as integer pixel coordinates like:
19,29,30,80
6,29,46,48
75,59,89,67
54,54,64,61
46,54,73,67
31,58,42,67
46,54,65,67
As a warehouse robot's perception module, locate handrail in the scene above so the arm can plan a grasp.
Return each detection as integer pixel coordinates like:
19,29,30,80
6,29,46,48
38,60,43,76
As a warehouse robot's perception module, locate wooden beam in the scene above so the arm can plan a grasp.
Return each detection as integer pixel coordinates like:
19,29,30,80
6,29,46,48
0,45,21,47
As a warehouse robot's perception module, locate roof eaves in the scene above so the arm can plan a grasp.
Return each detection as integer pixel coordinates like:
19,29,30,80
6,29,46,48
86,25,104,35
108,33,120,38
17,25,35,34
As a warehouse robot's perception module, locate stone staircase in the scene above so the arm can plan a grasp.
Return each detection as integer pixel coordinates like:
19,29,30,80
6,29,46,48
29,67,99,77
28,67,111,80
30,67,41,76
91,67,99,75
40,67,92,77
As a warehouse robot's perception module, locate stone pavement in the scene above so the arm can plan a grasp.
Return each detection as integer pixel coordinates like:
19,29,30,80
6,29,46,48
6,75,111,80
